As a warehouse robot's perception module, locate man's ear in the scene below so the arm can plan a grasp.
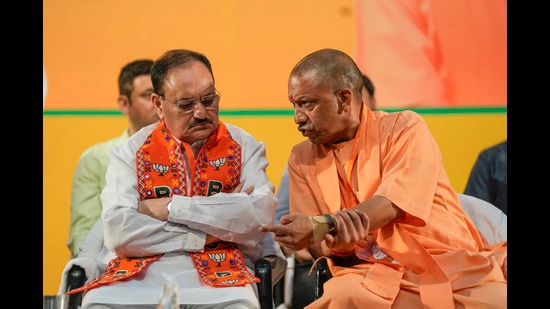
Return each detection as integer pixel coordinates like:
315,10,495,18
151,93,164,119
117,95,130,115
337,89,353,109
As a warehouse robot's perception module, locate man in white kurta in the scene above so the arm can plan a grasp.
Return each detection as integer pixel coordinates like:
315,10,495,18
78,49,282,309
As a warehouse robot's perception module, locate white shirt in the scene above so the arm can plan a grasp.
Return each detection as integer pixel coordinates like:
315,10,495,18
79,122,280,308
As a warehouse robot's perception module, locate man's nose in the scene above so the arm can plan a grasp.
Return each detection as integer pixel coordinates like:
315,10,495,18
294,109,307,124
193,103,207,119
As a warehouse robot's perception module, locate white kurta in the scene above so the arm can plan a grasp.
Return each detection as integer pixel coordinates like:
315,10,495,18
79,122,280,308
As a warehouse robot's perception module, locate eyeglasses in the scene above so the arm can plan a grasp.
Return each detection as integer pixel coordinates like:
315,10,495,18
160,89,221,114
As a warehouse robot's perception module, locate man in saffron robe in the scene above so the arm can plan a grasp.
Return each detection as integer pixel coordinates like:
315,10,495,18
260,48,507,309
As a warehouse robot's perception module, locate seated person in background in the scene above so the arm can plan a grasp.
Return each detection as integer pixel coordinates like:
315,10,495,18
360,73,377,110
260,48,507,309
67,59,159,257
464,140,507,214
73,49,283,309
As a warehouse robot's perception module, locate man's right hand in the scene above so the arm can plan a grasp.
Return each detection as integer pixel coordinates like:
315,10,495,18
259,212,313,251
137,197,171,221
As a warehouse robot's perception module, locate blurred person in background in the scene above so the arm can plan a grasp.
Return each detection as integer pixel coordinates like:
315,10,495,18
464,140,507,214
67,59,159,257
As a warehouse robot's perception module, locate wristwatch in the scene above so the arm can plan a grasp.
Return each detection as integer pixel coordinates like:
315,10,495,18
323,214,337,236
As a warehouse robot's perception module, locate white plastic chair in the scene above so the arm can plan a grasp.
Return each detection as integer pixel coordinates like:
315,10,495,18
457,193,507,244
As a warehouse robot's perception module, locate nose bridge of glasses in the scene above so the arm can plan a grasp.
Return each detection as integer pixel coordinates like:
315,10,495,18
192,99,206,112
190,93,218,111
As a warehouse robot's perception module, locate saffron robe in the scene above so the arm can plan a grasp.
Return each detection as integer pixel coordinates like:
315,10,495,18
288,106,507,309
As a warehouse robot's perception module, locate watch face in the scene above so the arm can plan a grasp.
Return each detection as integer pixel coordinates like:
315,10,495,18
324,214,337,236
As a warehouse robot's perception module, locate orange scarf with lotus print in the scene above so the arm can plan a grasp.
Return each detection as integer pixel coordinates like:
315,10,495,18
66,120,259,295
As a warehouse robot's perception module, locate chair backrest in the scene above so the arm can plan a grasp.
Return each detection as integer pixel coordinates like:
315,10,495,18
457,193,507,244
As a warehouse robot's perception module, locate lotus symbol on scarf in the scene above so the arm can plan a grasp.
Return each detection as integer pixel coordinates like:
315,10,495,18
208,252,227,267
209,158,226,170
152,163,169,176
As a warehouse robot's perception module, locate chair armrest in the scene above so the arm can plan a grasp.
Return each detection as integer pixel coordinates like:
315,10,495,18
255,255,280,309
66,265,87,309
315,258,332,299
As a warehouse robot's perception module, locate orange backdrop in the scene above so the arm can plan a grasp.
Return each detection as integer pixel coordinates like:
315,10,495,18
354,0,507,107
43,0,506,111
43,0,356,110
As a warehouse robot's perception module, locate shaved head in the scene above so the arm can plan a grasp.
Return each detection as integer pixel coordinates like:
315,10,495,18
290,49,364,100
